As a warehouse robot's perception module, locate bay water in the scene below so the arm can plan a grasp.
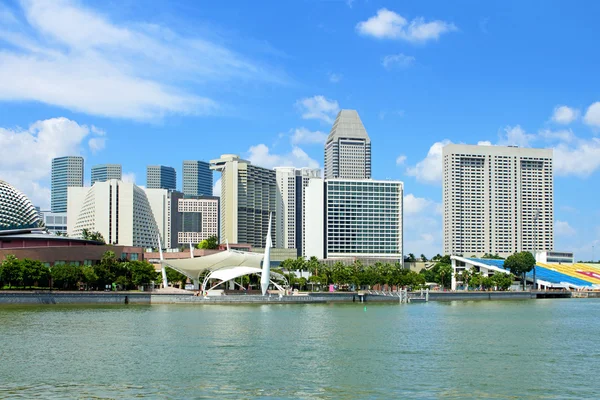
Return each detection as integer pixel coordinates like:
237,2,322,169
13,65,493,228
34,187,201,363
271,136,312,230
0,299,598,399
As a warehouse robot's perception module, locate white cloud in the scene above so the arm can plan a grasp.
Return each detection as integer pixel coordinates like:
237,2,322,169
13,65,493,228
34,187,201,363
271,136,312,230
213,178,221,197
477,140,492,146
498,125,536,147
295,95,340,124
122,172,136,184
553,138,600,177
356,9,457,42
290,128,328,145
538,129,575,143
405,140,450,184
404,194,433,215
584,102,600,127
382,53,415,69
555,220,576,237
328,73,342,83
88,137,106,153
395,155,407,166
0,0,283,120
0,117,102,208
247,144,320,170
551,105,579,125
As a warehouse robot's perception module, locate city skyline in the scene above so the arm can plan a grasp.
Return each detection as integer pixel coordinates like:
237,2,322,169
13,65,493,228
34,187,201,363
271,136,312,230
0,0,599,258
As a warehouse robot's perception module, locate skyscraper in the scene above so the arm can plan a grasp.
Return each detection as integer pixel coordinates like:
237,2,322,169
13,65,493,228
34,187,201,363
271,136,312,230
210,154,276,248
91,164,122,184
145,189,184,249
182,160,213,196
305,178,403,261
146,165,176,190
442,144,554,257
51,156,84,213
275,167,321,256
324,110,371,179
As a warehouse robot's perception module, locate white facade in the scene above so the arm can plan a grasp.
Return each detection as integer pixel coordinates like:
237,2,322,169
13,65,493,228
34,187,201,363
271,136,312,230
67,180,160,248
275,167,321,255
210,154,276,248
442,144,554,258
305,179,403,260
324,110,371,179
178,197,219,244
145,189,184,249
42,211,67,235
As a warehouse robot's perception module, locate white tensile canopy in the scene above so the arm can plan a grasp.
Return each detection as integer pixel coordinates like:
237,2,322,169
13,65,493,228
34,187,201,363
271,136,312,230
161,250,264,281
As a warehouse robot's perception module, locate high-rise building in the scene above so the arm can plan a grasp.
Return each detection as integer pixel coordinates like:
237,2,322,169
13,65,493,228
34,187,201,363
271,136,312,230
91,164,122,184
182,160,213,196
442,144,554,258
67,180,160,248
41,211,68,235
210,154,276,248
178,196,219,245
146,165,176,190
305,178,403,261
324,110,371,179
275,167,321,256
51,156,84,213
145,189,184,249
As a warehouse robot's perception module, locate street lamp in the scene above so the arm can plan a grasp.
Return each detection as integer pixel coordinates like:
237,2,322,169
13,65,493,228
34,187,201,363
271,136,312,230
533,209,540,291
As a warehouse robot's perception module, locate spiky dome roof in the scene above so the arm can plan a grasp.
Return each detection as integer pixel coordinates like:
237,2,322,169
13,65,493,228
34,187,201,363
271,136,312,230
0,180,44,231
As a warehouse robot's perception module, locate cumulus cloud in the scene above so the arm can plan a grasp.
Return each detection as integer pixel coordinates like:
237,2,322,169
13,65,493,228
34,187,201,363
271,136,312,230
551,105,579,125
295,95,340,124
553,138,600,177
356,9,457,42
328,73,342,83
0,117,104,208
382,53,415,69
122,172,136,184
555,220,576,236
88,137,106,153
404,194,433,215
498,125,536,147
247,144,320,170
405,140,450,184
0,0,284,120
213,178,221,197
395,155,407,166
290,128,328,145
584,102,600,127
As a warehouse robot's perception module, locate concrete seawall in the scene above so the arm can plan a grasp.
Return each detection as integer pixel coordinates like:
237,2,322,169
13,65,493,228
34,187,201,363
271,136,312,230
0,290,572,305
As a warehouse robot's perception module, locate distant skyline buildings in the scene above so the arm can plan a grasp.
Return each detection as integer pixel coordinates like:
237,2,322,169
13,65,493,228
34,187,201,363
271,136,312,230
146,165,176,190
324,110,371,180
182,160,212,196
91,164,122,185
51,156,84,213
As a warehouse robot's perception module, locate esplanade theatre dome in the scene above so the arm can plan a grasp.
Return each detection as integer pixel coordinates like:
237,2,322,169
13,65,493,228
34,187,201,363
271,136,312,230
0,180,44,231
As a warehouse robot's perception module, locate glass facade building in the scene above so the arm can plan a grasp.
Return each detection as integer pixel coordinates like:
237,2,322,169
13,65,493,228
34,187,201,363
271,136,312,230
146,165,176,190
91,164,122,184
182,160,213,196
51,156,84,213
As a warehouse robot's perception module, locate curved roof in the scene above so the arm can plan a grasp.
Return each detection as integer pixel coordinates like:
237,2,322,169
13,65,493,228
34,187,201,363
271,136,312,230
161,250,264,279
0,181,43,231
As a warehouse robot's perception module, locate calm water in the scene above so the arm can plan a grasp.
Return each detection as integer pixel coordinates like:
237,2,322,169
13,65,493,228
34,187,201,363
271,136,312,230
0,299,599,399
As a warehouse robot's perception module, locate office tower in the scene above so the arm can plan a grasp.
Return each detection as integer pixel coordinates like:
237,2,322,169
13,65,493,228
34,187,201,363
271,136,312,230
305,178,403,261
442,144,554,257
275,167,321,256
41,211,67,235
146,165,176,190
178,196,220,245
51,156,84,213
145,189,184,249
182,160,213,196
324,110,371,179
67,180,159,248
91,164,122,184
210,154,276,248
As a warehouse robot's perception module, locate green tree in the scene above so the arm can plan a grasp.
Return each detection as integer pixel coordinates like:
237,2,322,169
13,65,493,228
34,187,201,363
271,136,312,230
482,253,504,260
420,254,428,262
438,264,453,289
306,256,320,276
491,273,513,291
0,255,24,288
81,265,99,289
197,235,219,250
406,253,417,262
504,252,535,290
21,259,50,288
130,261,158,287
51,264,81,290
81,229,106,244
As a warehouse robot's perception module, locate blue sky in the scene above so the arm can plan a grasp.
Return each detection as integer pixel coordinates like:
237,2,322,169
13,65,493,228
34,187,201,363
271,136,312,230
0,0,599,260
